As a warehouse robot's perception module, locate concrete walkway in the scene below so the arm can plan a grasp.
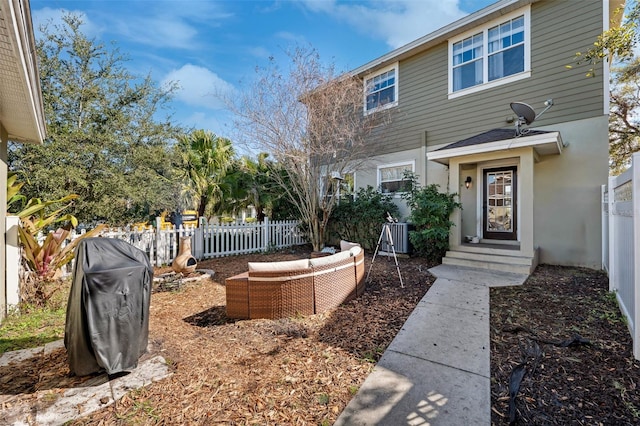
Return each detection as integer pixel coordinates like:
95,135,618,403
335,264,529,425
0,340,172,426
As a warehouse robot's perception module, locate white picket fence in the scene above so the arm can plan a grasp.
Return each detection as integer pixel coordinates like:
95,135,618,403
92,218,306,267
602,152,640,360
2,217,305,315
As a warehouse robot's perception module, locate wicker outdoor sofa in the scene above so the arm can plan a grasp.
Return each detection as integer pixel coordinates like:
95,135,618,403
225,241,365,320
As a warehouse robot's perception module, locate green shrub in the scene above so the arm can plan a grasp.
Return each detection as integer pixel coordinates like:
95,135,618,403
326,186,399,250
401,172,461,261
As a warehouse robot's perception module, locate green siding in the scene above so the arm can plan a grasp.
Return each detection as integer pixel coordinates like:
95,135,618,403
369,0,605,155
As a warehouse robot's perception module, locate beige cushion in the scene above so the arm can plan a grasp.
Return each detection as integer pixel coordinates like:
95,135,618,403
248,258,310,272
340,240,361,251
349,246,362,257
309,250,351,267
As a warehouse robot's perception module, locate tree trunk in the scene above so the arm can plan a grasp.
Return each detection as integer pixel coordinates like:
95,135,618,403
197,195,207,218
310,216,322,252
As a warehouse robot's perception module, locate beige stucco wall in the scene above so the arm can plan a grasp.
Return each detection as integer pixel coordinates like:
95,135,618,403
447,148,536,259
434,115,607,268
459,164,478,239
354,148,425,221
533,116,608,268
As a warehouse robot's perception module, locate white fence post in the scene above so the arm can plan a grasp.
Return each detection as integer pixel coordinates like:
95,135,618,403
633,152,640,360
263,217,270,252
154,217,162,267
5,216,20,311
608,176,616,293
193,226,204,259
602,184,609,272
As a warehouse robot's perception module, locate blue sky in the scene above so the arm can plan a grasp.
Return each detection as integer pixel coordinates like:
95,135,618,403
30,0,495,140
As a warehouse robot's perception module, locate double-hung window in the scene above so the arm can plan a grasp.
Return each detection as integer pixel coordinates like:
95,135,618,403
452,33,484,91
364,63,398,114
488,15,525,81
449,7,529,96
378,162,413,194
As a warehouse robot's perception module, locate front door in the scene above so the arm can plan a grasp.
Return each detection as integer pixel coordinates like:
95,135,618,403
483,166,517,240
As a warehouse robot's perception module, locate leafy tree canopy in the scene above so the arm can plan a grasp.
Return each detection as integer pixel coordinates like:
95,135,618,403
9,14,184,226
571,2,640,173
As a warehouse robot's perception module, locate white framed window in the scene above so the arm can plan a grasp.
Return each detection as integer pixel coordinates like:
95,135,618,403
364,63,398,114
378,161,414,194
449,7,530,98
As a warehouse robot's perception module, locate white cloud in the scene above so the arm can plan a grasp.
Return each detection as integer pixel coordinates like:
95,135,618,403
275,31,307,44
31,7,100,38
183,111,227,133
113,17,199,50
162,64,235,110
302,0,468,49
247,46,271,59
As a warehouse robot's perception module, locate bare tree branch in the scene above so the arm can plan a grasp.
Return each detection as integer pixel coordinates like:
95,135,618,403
228,45,391,250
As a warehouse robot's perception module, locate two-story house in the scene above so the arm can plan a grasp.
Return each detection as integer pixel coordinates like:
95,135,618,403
345,0,621,271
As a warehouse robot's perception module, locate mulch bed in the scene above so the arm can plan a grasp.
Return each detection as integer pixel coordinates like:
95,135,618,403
491,264,640,425
72,246,435,424
2,247,639,424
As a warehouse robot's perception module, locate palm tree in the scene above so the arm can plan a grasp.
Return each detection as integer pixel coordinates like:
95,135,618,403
174,130,235,218
223,153,277,221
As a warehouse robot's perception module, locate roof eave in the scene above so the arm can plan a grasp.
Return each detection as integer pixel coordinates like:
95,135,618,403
427,131,563,165
352,0,537,77
2,0,47,144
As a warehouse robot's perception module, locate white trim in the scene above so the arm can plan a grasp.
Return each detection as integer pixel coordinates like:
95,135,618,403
633,152,640,359
3,0,46,144
448,71,531,99
447,6,531,98
351,0,525,77
477,162,521,241
603,0,611,115
427,131,562,164
363,62,399,115
377,160,415,195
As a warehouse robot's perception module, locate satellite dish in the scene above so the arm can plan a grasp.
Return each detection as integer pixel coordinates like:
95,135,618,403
509,99,554,137
510,102,536,125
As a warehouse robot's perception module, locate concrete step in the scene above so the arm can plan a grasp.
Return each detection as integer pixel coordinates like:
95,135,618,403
442,249,536,274
453,244,522,257
445,250,533,266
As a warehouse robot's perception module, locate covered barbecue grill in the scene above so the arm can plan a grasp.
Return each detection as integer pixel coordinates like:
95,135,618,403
65,237,152,376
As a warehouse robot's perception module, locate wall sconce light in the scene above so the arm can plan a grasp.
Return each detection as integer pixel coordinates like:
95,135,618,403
465,176,472,189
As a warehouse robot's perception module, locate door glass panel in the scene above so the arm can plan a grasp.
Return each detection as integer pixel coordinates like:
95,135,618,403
486,170,513,232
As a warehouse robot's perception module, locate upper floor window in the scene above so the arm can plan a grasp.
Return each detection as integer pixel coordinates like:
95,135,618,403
364,63,398,114
449,7,530,97
378,162,413,194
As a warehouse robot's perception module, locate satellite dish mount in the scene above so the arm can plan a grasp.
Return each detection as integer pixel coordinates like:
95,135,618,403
510,99,554,137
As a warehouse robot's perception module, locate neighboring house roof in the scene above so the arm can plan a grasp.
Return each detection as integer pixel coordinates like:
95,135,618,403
350,0,624,78
427,128,563,165
0,0,46,144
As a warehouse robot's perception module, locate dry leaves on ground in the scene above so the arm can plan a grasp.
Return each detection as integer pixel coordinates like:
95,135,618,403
71,247,435,425
4,247,639,425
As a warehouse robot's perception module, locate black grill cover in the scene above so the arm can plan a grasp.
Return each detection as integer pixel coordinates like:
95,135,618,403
64,237,153,376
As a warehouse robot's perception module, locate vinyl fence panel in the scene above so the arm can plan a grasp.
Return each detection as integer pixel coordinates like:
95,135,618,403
606,152,640,360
